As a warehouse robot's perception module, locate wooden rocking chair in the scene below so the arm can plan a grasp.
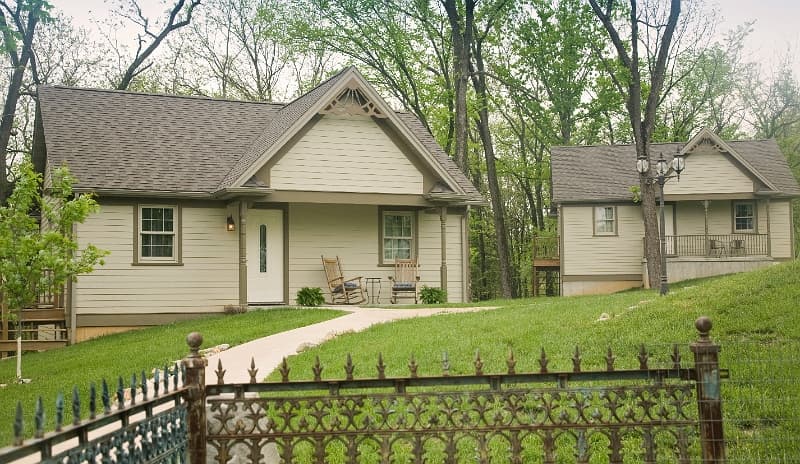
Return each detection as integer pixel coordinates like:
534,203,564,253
321,256,366,304
388,258,420,304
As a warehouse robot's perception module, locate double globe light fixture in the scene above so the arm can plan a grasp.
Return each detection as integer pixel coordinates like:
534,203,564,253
636,149,686,296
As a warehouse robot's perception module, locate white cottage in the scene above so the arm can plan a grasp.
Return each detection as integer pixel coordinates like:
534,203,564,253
34,67,485,342
550,129,799,296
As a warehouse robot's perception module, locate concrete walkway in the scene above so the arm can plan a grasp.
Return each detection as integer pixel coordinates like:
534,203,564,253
203,306,495,384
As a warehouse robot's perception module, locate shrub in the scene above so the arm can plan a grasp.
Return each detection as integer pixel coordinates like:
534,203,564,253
296,287,325,306
419,286,447,304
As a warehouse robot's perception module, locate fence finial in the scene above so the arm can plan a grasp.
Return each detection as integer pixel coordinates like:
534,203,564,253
186,332,203,358
695,316,712,343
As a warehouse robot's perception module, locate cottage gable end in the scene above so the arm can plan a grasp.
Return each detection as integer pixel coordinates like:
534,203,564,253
255,112,426,195
664,128,776,197
228,67,471,201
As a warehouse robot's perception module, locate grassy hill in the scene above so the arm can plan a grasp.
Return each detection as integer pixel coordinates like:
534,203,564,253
2,260,798,460
279,260,800,461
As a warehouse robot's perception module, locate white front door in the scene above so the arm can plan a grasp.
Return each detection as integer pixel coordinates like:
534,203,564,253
247,209,284,303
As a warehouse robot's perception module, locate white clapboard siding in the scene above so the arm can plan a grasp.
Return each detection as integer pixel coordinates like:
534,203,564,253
287,204,464,303
664,147,754,195
74,204,238,315
270,114,424,194
770,200,793,258
562,205,644,275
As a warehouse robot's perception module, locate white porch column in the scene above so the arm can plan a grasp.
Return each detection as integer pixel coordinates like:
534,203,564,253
766,198,772,256
703,200,710,255
238,201,248,308
440,206,448,293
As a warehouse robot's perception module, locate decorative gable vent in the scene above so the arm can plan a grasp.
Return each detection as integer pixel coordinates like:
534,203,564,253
696,137,725,152
321,87,387,118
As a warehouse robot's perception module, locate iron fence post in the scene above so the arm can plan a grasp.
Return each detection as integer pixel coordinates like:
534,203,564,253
183,332,207,464
690,316,726,463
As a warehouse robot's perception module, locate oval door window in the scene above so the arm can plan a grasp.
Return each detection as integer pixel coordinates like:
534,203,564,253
259,225,267,272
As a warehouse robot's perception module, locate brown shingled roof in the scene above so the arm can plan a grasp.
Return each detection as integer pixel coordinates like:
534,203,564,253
38,86,280,194
37,67,482,204
551,140,800,203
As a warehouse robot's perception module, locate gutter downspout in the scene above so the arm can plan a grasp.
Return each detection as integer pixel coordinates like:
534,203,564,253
462,207,470,302
69,223,77,344
238,201,248,309
440,206,448,300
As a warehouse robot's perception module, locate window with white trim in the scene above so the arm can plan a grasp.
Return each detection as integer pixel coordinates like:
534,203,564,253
139,206,176,261
382,211,413,261
733,201,755,233
594,206,616,235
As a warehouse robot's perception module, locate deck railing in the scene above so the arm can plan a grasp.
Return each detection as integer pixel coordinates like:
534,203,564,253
532,236,559,260
661,234,769,257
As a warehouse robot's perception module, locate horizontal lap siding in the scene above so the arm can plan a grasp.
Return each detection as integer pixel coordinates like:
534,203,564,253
562,205,643,275
287,204,464,303
663,148,754,195
75,204,238,315
270,114,423,194
770,200,792,258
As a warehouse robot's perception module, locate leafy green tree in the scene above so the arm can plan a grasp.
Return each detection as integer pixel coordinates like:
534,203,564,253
0,161,106,312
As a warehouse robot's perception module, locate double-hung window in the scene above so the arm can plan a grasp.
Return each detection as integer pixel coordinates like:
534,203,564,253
594,206,617,235
733,201,755,233
139,206,177,262
382,211,414,262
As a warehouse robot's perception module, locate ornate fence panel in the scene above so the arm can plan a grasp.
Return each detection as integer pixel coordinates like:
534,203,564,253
0,364,188,464
193,317,727,464
2,318,727,464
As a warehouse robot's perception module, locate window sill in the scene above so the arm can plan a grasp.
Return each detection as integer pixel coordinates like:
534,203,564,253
132,262,184,266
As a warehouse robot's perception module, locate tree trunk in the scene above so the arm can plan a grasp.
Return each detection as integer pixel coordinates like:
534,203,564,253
442,0,474,174
471,38,515,299
0,3,41,204
589,0,681,290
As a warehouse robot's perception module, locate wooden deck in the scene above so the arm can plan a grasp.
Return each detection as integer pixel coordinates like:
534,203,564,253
532,236,560,296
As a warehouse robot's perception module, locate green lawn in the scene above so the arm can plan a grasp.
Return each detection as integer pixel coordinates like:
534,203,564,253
3,261,799,460
0,307,344,446
273,260,800,461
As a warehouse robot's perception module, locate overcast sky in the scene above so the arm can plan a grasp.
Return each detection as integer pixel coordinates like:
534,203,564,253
49,0,800,78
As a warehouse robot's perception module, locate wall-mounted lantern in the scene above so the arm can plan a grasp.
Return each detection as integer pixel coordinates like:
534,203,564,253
226,215,236,232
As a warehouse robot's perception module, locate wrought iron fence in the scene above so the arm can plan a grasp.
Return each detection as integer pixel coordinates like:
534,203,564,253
198,317,725,463
1,318,729,464
0,364,187,464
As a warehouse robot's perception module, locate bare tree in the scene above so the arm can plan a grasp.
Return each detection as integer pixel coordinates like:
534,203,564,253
589,0,681,290
109,0,201,91
0,0,48,204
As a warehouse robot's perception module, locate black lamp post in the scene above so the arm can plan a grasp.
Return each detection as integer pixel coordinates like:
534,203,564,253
636,150,685,295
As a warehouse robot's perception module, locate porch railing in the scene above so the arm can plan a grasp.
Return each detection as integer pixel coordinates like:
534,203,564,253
532,236,559,260
659,234,769,257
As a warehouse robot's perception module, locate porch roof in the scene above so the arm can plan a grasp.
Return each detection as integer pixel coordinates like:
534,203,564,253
551,139,800,203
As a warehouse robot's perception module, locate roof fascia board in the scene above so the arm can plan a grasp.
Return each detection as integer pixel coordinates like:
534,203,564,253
424,192,489,206
681,128,778,191
71,188,213,199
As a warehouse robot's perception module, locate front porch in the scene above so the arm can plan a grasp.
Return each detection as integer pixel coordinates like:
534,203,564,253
662,233,770,258
652,234,777,284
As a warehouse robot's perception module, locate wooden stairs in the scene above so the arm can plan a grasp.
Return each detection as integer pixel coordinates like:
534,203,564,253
1,281,68,356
